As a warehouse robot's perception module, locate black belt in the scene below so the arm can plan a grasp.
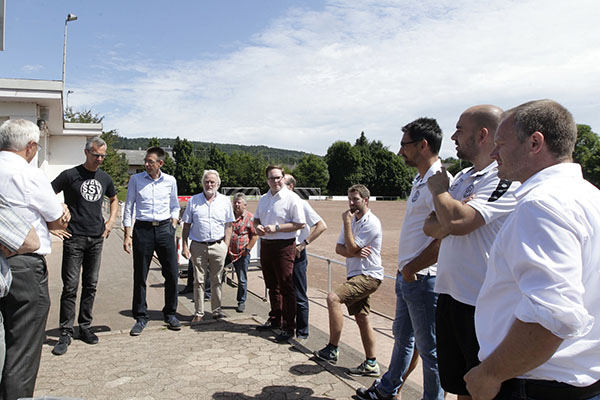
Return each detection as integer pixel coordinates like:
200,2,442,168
135,219,171,227
195,238,223,246
499,378,600,400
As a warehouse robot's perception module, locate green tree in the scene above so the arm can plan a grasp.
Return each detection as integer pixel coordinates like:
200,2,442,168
99,130,129,188
226,151,267,189
206,145,230,185
293,154,329,191
446,159,472,176
325,141,362,194
573,124,600,188
148,137,161,148
64,107,104,123
172,137,202,195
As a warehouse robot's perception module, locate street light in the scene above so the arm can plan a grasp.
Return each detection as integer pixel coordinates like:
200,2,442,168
62,13,77,110
66,90,74,110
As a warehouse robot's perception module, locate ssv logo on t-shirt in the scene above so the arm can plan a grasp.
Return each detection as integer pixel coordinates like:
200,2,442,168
80,179,103,202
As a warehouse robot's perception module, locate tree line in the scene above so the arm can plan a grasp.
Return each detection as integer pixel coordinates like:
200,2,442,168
65,109,600,197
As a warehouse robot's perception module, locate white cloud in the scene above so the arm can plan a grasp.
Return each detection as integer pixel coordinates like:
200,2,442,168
72,0,600,158
21,64,44,73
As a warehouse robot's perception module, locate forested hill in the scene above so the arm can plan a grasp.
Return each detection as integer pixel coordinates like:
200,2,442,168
114,137,312,164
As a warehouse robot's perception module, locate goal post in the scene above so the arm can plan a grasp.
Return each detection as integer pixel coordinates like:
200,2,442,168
221,187,261,200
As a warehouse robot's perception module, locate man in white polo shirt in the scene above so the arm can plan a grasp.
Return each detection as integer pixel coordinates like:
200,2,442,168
424,105,519,399
465,100,600,400
254,165,306,343
315,184,384,377
181,169,234,321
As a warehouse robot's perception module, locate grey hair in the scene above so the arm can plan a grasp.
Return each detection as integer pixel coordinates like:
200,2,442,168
233,192,247,204
0,119,40,151
86,137,107,151
203,169,221,187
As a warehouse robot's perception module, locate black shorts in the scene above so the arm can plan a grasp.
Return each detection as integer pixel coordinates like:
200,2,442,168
436,293,480,395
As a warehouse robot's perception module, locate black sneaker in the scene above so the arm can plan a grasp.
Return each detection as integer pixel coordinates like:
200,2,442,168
275,330,294,343
314,344,339,364
79,327,99,345
236,303,245,313
130,320,147,336
356,380,392,400
256,320,281,331
52,333,71,356
166,316,182,331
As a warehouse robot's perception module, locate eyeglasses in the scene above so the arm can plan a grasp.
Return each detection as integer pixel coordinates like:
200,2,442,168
400,139,422,147
30,141,43,152
89,152,107,159
267,175,283,181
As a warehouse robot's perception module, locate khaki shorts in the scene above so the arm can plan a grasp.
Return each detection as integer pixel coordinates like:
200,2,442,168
334,274,382,316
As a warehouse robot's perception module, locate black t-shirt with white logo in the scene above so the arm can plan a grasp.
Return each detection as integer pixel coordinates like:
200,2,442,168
52,165,117,237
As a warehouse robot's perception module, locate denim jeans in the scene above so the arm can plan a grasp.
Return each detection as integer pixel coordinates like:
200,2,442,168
292,248,309,337
233,253,249,304
377,273,443,400
59,235,104,335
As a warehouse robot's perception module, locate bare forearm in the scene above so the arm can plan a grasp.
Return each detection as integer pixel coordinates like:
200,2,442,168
17,228,40,254
402,239,440,275
432,193,483,235
423,212,448,239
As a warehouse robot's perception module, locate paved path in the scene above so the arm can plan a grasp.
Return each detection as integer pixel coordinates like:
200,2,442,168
35,230,430,399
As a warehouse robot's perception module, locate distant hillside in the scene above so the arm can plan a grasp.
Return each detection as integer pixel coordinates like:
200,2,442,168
114,137,313,165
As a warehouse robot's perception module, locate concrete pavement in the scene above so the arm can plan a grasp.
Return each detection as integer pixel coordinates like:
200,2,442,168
34,229,428,399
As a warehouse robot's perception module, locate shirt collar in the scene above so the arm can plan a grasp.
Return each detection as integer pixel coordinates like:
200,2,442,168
416,158,443,184
143,171,163,181
513,163,582,200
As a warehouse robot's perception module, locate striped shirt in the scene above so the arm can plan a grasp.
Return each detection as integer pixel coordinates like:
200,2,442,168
228,210,256,263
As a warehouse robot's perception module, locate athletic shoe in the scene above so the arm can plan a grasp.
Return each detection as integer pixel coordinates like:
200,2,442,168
348,360,381,377
130,320,147,336
356,380,392,400
212,310,226,319
314,344,339,364
166,316,182,331
236,302,245,313
275,330,294,343
52,333,72,356
256,320,281,331
79,327,99,344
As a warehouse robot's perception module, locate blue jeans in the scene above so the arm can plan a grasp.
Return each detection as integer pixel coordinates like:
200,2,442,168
59,235,104,335
292,248,308,337
377,273,443,400
233,253,249,304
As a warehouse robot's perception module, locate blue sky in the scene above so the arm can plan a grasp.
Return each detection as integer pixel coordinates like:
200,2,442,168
1,0,599,158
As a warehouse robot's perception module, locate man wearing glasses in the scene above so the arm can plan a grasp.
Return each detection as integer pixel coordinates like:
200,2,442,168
0,119,70,399
254,165,305,343
50,137,119,355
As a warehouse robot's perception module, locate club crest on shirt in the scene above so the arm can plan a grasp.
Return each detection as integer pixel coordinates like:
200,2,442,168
411,190,420,202
80,179,103,202
463,184,474,199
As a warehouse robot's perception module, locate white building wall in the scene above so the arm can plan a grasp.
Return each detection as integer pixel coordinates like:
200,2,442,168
46,135,87,181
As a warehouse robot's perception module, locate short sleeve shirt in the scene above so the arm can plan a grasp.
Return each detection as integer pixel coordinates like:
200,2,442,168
182,192,234,242
52,165,117,237
255,186,306,240
337,210,384,281
297,200,323,244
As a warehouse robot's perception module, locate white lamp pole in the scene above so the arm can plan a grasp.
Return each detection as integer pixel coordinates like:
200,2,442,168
62,13,78,110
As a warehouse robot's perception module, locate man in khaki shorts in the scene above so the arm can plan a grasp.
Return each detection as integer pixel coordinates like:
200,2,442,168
314,184,384,377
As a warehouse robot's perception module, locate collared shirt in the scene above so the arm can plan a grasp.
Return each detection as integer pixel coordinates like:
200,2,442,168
229,210,256,263
255,186,306,240
398,159,448,276
475,163,600,386
0,151,64,255
0,193,31,297
122,171,179,227
182,192,234,242
435,161,519,306
296,200,323,245
337,210,384,281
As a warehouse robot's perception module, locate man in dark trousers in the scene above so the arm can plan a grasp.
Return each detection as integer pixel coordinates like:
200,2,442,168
51,137,119,355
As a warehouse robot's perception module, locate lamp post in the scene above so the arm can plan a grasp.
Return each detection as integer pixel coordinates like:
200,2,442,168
62,13,77,110
66,90,74,110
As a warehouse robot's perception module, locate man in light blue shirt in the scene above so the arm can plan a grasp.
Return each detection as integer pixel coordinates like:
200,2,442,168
122,146,180,336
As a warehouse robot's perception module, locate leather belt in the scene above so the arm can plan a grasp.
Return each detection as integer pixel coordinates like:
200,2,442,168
135,219,171,227
195,238,223,246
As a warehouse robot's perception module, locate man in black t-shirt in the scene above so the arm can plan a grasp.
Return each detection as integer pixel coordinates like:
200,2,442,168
50,137,119,356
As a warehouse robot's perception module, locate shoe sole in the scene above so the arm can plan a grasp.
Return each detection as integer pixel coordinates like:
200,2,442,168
130,330,143,336
313,351,338,365
167,325,181,331
348,370,380,377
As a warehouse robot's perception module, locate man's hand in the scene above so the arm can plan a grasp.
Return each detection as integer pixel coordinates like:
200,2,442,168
295,243,306,258
102,220,115,238
50,229,72,240
264,224,277,234
60,203,71,224
401,267,417,283
123,236,132,254
427,168,451,196
342,209,357,222
182,247,191,260
0,244,14,258
358,246,372,258
464,364,502,400
255,224,266,236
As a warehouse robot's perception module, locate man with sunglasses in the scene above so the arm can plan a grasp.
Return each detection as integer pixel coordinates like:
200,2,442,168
50,137,118,355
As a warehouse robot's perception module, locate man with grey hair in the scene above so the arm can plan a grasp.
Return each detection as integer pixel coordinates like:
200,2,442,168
182,170,234,321
0,119,70,399
465,100,600,399
50,136,119,355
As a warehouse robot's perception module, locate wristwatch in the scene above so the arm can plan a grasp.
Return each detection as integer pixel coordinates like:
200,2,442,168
303,239,309,246
275,224,280,232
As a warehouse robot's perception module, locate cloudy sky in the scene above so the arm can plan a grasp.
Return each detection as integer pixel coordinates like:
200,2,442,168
1,0,599,158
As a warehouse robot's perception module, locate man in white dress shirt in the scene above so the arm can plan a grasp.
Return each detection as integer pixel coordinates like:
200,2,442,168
181,170,233,322
464,100,600,400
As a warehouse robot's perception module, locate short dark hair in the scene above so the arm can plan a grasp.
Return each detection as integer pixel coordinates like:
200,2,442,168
265,164,285,178
401,117,443,155
505,99,576,160
348,184,370,199
146,146,165,161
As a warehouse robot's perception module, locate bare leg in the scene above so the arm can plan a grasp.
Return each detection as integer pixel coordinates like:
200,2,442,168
355,313,376,359
327,292,344,346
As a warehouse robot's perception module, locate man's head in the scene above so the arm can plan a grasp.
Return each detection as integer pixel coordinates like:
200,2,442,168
491,99,576,182
144,146,165,178
285,174,296,190
232,192,247,216
84,137,108,171
398,118,443,168
348,184,370,215
452,105,503,163
265,165,285,194
202,170,221,198
0,119,41,163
